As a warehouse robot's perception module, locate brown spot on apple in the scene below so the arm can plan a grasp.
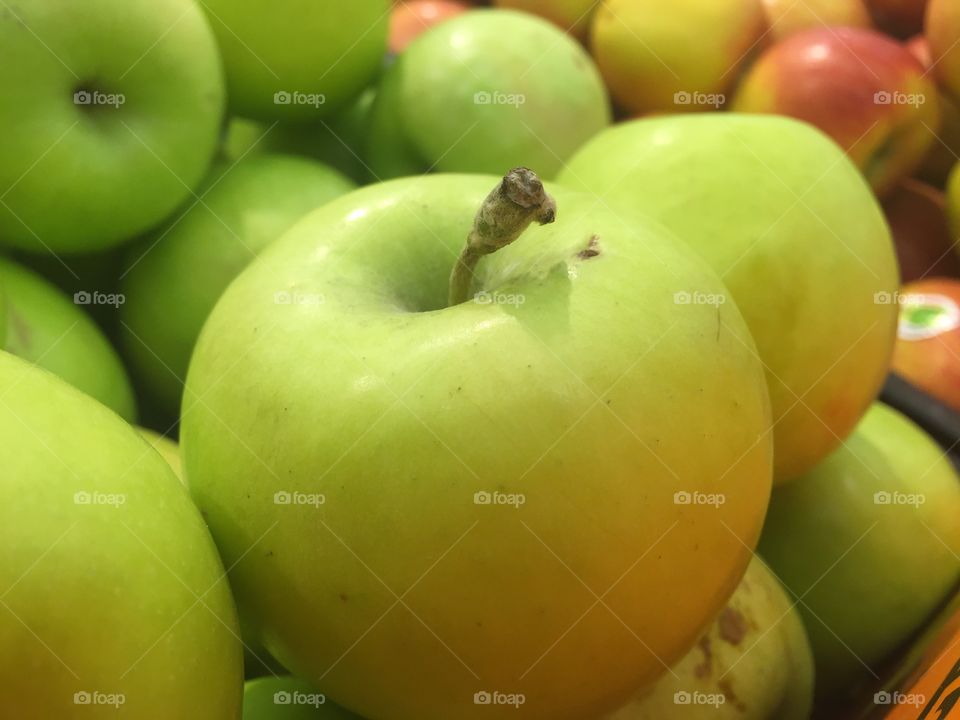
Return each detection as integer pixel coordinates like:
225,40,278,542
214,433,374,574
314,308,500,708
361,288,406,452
718,606,749,645
577,234,601,259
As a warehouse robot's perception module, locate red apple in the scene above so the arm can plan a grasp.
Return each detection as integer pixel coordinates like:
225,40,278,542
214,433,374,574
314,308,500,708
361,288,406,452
906,35,960,187
732,27,942,197
891,278,960,412
761,0,872,42
864,0,929,38
928,0,960,103
884,178,959,282
389,0,470,53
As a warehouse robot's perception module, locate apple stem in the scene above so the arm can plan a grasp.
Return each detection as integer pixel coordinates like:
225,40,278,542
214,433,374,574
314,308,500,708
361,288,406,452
448,167,557,306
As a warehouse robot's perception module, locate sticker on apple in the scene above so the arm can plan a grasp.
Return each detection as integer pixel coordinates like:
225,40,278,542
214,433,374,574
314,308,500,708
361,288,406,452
898,293,960,341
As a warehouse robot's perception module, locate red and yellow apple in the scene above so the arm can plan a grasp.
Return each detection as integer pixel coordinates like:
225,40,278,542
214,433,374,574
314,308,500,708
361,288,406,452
927,0,960,101
389,0,470,53
884,179,959,283
907,35,960,186
761,0,872,42
732,27,942,197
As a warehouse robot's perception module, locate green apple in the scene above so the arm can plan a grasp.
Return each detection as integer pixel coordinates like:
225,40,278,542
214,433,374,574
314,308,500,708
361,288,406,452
0,257,136,421
607,556,814,720
200,0,388,121
0,0,224,254
182,170,773,719
559,114,899,483
493,0,598,40
121,153,355,415
366,10,610,179
243,677,363,719
137,427,183,483
759,403,960,701
223,90,376,184
0,351,243,716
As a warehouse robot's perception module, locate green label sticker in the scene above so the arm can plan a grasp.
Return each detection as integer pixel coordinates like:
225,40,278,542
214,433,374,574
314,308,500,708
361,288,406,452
898,293,960,341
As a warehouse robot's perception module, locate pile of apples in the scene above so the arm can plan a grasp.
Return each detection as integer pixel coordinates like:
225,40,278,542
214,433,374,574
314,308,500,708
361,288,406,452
1,0,960,718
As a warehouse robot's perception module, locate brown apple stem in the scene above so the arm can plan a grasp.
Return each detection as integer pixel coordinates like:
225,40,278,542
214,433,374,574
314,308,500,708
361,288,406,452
448,167,557,306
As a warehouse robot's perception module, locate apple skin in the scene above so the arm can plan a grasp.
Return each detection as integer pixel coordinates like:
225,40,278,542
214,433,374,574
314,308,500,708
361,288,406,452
200,0,388,122
366,9,611,179
137,427,184,484
864,0,929,37
928,0,960,103
762,0,872,41
0,257,136,421
120,154,355,416
884,179,960,283
559,114,900,483
759,403,960,701
493,0,598,40
243,677,363,719
390,0,471,53
907,35,960,187
590,0,766,115
181,174,773,719
606,557,814,720
0,0,224,254
0,351,243,717
890,278,960,412
731,27,941,198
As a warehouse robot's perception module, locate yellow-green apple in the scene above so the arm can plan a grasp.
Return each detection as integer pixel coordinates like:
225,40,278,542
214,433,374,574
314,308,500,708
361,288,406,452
928,0,960,102
0,257,136,421
181,170,773,719
865,0,929,37
732,27,941,198
890,278,960,412
366,10,610,179
0,0,225,253
200,0,388,121
560,114,899,483
0,351,243,717
590,0,766,115
907,35,960,187
493,0,598,40
759,403,960,701
606,557,814,720
762,0,872,41
884,179,959,282
121,154,355,415
243,677,363,719
949,161,960,232
137,428,184,483
390,0,471,52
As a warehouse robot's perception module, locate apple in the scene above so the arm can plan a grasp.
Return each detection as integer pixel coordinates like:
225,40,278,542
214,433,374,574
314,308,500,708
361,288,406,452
243,677,363,719
762,0,872,42
864,0,929,37
493,0,598,40
890,278,960,412
0,0,225,254
606,557,814,720
365,10,611,179
0,351,243,716
928,0,960,102
200,0,388,121
560,114,899,483
759,402,960,701
731,27,942,198
223,90,377,185
0,256,136,421
590,0,766,115
390,0,471,53
120,153,354,416
181,170,773,719
137,427,184,483
884,179,959,283
906,35,960,187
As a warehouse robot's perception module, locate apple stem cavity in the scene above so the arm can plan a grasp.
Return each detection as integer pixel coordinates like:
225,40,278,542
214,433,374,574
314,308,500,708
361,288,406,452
448,167,557,306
